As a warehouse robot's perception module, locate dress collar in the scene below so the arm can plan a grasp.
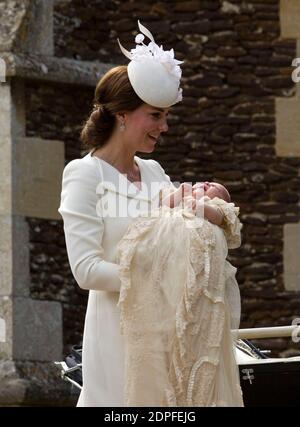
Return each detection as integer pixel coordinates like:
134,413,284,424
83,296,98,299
89,151,155,201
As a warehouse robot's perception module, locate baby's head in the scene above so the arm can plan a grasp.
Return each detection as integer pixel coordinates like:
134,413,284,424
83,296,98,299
193,182,231,202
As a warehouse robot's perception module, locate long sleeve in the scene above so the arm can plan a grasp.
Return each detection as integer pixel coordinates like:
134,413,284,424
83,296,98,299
151,160,174,187
58,159,121,292
150,160,177,207
207,197,242,249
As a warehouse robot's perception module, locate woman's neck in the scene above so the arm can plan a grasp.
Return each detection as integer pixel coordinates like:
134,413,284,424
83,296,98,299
91,142,137,174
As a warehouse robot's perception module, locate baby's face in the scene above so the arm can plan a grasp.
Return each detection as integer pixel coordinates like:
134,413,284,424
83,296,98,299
193,182,230,202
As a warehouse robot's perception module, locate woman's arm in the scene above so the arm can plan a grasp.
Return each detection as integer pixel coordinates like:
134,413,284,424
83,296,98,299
151,160,178,208
58,160,121,292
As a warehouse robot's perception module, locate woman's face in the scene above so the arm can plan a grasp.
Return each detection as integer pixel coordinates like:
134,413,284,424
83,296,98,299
123,103,170,153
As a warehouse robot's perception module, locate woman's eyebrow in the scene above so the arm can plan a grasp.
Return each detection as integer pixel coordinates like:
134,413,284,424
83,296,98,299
152,108,169,115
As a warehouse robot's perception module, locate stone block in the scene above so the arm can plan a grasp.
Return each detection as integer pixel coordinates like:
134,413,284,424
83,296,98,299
0,218,30,299
12,216,30,297
14,137,65,220
1,296,63,362
0,361,27,405
0,316,5,342
0,134,12,216
0,215,12,296
280,0,300,38
0,83,12,138
0,80,26,217
284,223,300,291
276,97,300,157
0,0,29,52
0,56,6,82
0,79,25,139
10,79,26,139
0,360,77,406
2,51,114,87
0,296,12,359
13,297,63,362
0,0,54,55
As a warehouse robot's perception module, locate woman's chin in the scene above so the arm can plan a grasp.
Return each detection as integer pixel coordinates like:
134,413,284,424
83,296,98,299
139,145,156,153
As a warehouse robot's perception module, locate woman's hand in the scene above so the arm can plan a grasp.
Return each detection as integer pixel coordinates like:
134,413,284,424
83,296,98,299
161,183,193,208
192,183,206,200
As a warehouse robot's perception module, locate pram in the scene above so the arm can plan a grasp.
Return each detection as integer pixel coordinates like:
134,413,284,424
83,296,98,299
55,325,300,406
55,345,83,390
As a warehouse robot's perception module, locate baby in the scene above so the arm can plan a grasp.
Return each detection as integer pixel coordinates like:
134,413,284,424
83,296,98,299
117,179,243,406
159,179,242,329
159,181,231,227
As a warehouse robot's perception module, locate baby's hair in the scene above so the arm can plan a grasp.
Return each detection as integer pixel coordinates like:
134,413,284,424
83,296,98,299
219,185,231,203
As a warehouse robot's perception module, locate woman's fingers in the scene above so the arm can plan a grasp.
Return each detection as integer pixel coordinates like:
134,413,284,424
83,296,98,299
182,195,197,213
193,188,205,200
192,182,204,190
180,183,193,197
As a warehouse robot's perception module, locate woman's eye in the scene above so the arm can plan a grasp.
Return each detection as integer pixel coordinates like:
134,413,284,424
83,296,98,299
151,113,160,119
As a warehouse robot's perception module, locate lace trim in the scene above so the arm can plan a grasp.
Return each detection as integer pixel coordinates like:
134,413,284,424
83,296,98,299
117,206,244,407
206,197,242,249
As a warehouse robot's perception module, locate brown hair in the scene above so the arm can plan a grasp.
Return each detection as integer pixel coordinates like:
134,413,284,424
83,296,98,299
218,184,231,203
80,65,144,150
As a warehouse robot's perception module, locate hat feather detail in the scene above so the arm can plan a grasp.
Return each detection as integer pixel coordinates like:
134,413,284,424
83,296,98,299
117,38,133,60
137,20,154,43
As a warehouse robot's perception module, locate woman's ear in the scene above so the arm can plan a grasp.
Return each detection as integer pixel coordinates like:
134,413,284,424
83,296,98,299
116,112,125,122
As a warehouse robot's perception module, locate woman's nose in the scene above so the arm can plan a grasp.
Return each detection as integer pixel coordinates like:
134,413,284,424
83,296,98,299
159,119,168,133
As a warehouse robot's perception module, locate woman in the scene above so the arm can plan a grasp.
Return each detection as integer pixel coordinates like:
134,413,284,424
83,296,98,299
58,22,223,407
58,22,181,407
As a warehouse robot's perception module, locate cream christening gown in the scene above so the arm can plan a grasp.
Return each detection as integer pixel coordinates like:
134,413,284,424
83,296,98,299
116,195,244,407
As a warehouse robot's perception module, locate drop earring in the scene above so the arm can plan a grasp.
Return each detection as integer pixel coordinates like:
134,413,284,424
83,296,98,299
120,122,126,132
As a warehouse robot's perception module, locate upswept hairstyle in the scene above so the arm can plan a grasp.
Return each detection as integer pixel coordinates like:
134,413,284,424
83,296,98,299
80,65,144,150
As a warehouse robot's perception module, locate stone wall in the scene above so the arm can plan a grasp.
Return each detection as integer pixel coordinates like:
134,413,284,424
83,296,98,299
25,80,94,354
23,0,300,359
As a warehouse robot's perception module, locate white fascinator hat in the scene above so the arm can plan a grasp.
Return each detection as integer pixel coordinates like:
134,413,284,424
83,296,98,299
118,21,183,108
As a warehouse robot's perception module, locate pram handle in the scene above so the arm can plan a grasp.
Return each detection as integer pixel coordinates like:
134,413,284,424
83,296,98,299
234,325,300,339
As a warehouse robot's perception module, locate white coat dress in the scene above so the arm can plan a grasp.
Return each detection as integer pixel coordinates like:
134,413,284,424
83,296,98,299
58,149,172,406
